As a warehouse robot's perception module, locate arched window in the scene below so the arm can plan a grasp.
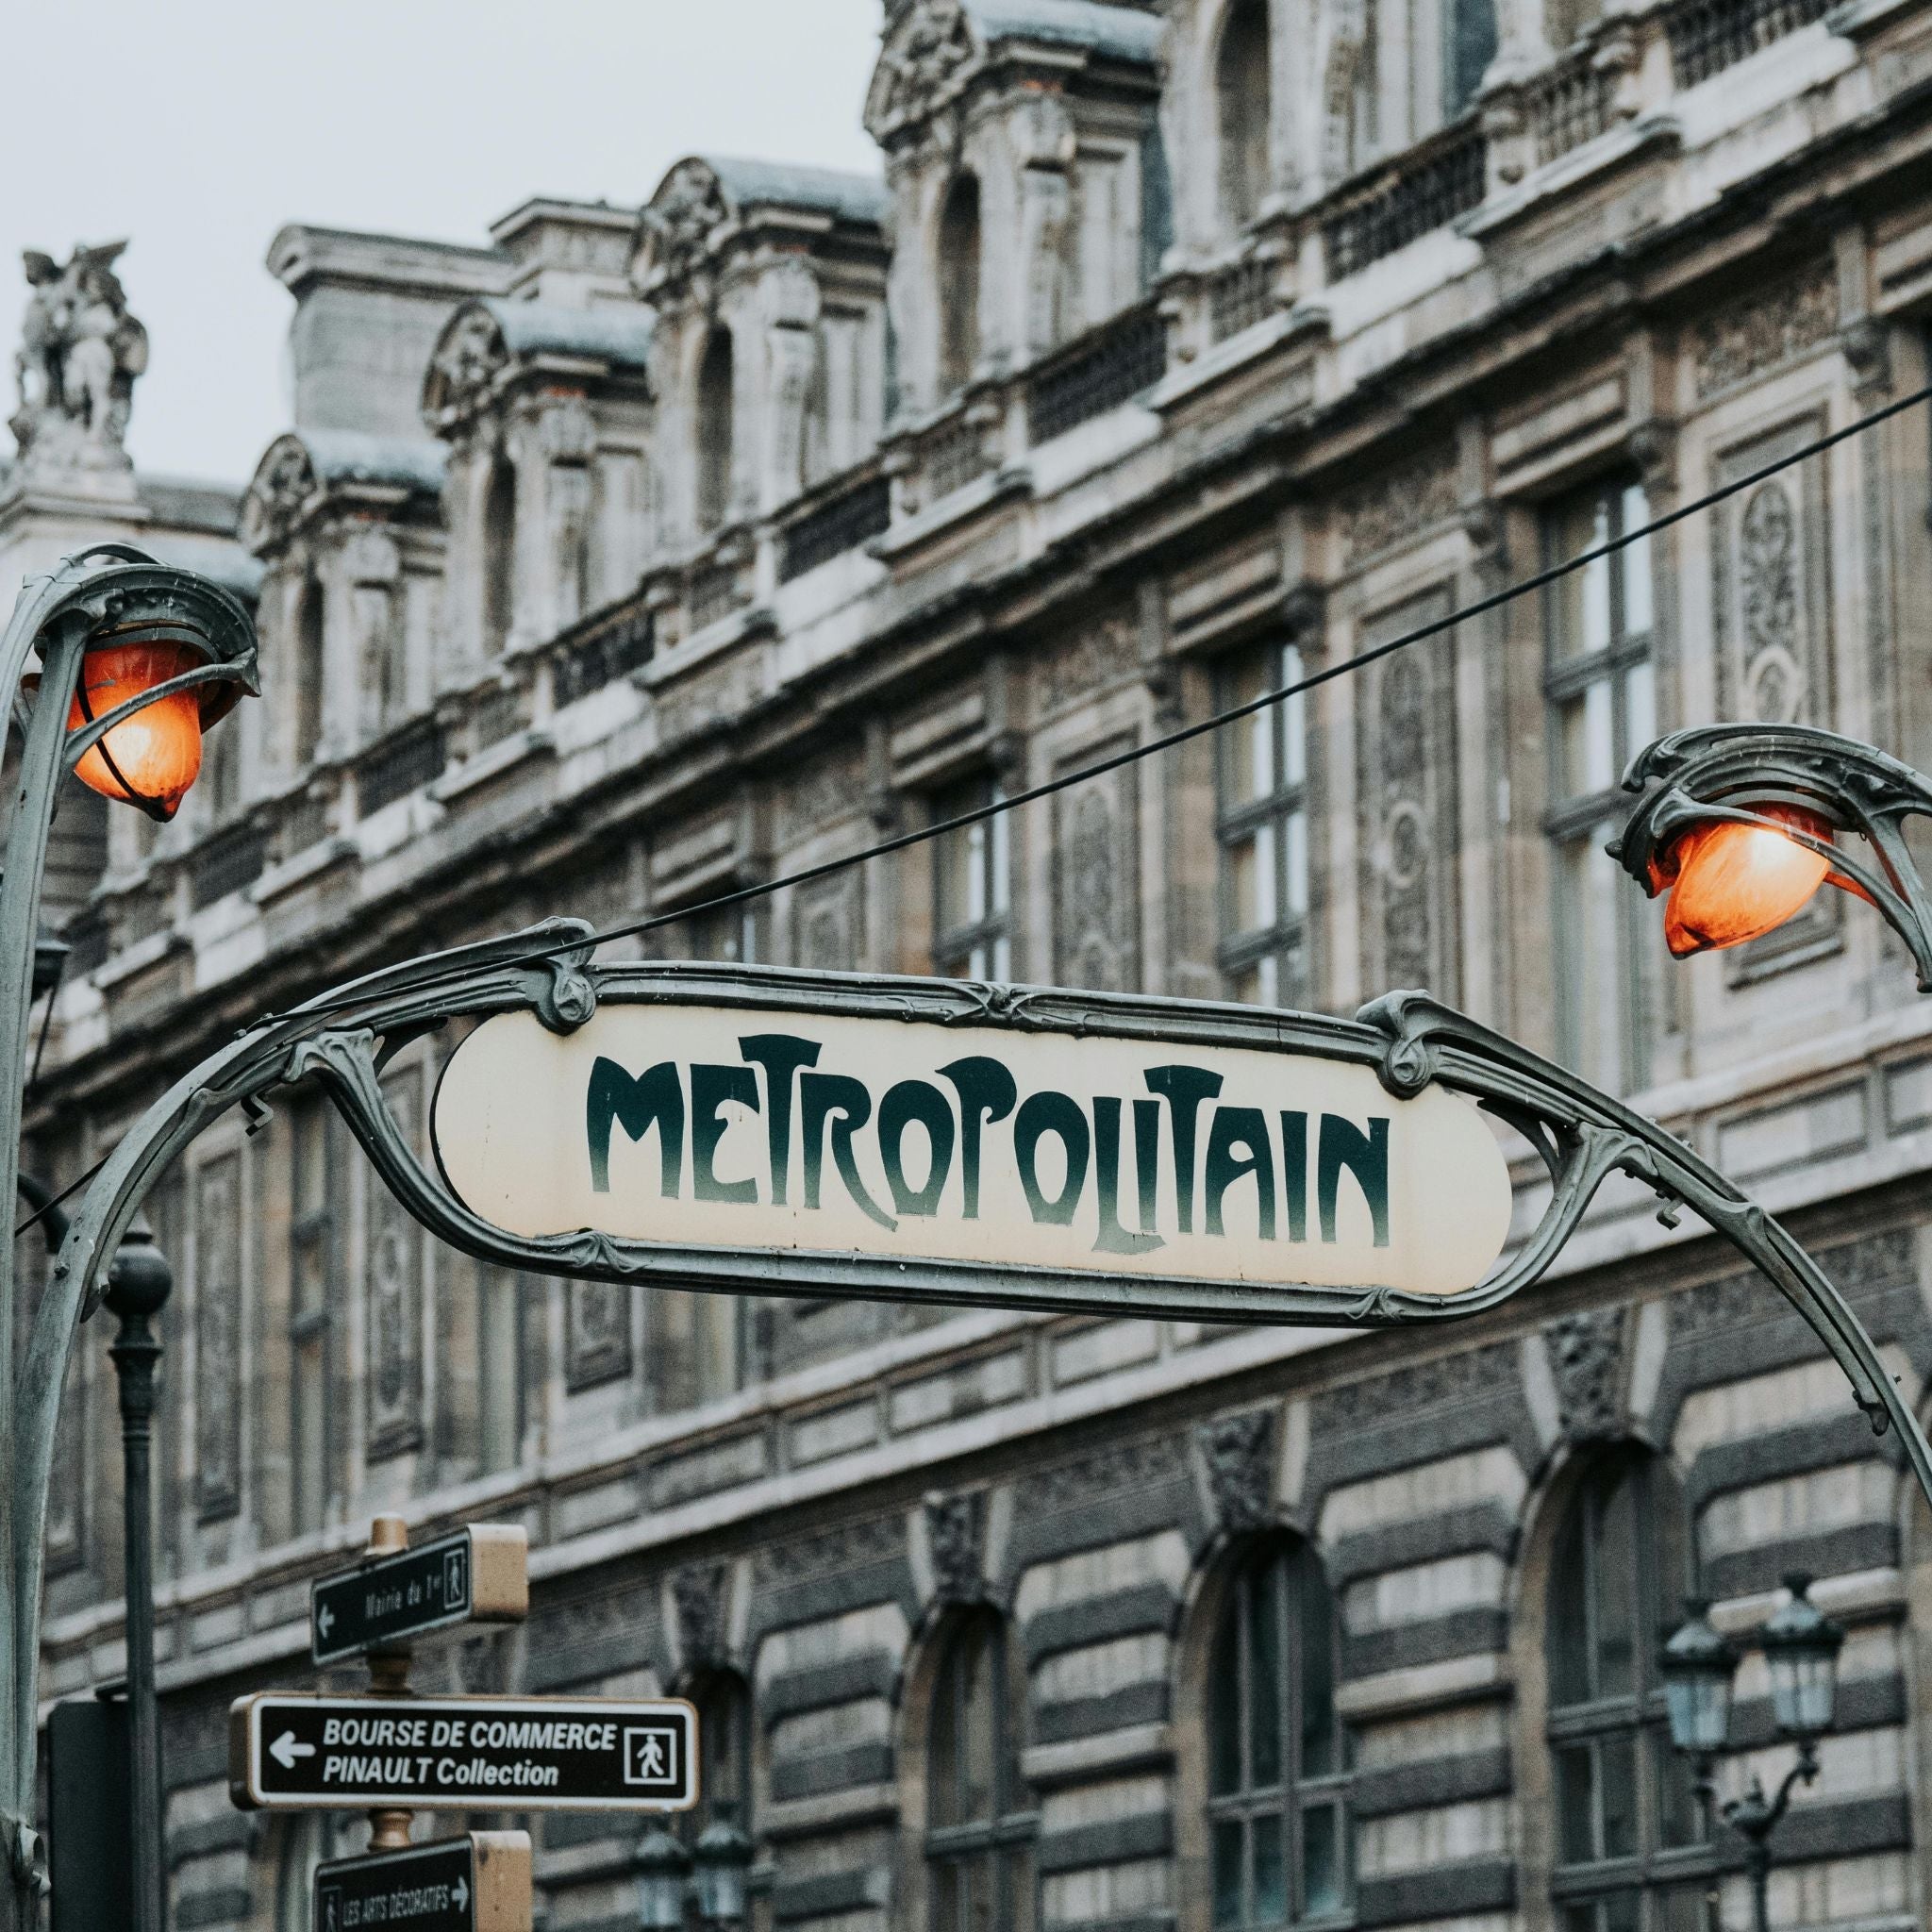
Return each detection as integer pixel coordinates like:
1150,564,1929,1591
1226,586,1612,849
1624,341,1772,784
690,1669,754,1836
1444,0,1499,118
1207,1540,1347,1929
1217,0,1273,231
937,174,982,393
926,1609,1033,1931
482,457,517,656
697,325,736,533
1547,1445,1705,1930
293,575,325,767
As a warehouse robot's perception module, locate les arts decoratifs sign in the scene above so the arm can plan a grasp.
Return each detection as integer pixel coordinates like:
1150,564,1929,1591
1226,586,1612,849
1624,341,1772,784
430,987,1513,1318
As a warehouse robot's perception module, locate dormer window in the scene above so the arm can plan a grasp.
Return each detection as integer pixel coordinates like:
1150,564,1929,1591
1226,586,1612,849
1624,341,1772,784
938,173,982,393
482,456,517,656
1217,0,1273,232
697,325,736,533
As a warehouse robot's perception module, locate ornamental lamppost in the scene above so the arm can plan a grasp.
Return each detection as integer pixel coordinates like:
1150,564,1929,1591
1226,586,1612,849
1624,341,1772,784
0,546,254,1932
1659,1576,1845,1932
635,1813,752,1929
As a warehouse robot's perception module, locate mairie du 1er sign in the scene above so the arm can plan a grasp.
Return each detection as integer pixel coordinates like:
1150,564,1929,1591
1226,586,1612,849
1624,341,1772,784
430,985,1513,1314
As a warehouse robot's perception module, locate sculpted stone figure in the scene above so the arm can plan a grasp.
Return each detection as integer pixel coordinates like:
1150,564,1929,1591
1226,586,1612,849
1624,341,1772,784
10,241,148,470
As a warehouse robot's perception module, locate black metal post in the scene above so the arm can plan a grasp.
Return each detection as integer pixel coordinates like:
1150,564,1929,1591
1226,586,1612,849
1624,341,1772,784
1720,1745,1816,1932
102,1218,172,1932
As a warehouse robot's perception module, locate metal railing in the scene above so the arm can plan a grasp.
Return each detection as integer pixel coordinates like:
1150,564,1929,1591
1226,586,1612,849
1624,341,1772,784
1666,0,1832,84
356,719,445,816
188,824,267,910
1321,120,1488,280
1209,257,1277,344
924,411,994,500
1026,306,1166,444
690,556,745,632
552,600,655,708
779,475,891,583
1527,49,1614,164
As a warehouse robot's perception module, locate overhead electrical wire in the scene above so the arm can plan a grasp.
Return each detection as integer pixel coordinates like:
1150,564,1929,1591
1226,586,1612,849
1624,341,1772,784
175,376,1932,1040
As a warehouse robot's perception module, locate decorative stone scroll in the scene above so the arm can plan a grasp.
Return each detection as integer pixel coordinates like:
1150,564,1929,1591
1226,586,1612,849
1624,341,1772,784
1196,1408,1277,1534
924,1491,987,1604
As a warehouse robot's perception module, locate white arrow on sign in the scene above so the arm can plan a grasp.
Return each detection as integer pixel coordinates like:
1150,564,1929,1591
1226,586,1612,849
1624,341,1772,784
316,1604,334,1638
452,1876,469,1911
269,1732,317,1771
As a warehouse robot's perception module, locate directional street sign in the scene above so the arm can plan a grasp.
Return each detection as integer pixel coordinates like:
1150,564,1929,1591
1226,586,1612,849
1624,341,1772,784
230,1693,698,1813
313,1831,530,1932
311,1526,527,1665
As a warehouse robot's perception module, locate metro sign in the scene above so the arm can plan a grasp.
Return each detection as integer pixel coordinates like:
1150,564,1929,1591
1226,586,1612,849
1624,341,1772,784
429,982,1515,1323
230,1693,698,1813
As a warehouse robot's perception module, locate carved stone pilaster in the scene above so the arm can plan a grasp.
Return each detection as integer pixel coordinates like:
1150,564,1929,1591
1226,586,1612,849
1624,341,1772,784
1547,1307,1627,1441
925,1490,987,1604
673,1561,730,1674
1197,1408,1277,1535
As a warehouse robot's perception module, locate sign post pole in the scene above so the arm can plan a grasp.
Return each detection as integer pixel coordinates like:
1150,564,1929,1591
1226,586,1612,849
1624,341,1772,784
229,1513,694,1926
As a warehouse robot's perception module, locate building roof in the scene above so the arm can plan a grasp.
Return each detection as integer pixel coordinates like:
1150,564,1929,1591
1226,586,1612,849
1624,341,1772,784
702,157,890,226
967,0,1163,60
298,428,447,493
479,297,655,370
142,530,265,600
139,475,246,536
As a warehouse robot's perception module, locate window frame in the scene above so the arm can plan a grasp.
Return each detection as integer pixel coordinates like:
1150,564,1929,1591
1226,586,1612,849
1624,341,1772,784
924,1609,1037,1932
1540,475,1657,1094
1215,638,1311,1008
1205,1539,1352,1932
288,1090,338,1537
1215,0,1274,234
1545,1447,1714,1932
930,774,1012,981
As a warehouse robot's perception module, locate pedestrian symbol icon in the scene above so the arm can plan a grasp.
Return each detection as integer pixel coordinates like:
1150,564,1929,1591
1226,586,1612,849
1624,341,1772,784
623,1724,680,1789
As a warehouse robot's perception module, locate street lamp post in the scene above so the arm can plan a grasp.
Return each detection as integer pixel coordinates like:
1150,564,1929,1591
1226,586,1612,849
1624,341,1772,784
1659,1576,1845,1932
102,1218,173,1932
635,1812,752,1930
0,547,254,1932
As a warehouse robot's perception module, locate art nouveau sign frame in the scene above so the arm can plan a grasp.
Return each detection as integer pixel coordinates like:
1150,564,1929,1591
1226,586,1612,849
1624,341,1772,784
24,919,1932,1763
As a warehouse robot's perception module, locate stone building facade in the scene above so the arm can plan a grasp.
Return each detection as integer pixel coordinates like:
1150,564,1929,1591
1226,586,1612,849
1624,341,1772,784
18,1,1932,1929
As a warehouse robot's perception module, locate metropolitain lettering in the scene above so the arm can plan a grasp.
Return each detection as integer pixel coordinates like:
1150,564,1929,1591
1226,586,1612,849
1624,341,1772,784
585,1035,1390,1255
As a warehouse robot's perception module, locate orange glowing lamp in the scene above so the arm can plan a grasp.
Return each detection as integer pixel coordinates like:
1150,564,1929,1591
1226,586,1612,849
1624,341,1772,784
1649,804,1836,957
67,635,213,821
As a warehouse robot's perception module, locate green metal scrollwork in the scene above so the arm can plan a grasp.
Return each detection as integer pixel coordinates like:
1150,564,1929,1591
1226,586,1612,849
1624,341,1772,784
21,949,1932,1780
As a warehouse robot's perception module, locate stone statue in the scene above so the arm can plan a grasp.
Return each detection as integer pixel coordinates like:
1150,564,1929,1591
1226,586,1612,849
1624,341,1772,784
10,241,148,471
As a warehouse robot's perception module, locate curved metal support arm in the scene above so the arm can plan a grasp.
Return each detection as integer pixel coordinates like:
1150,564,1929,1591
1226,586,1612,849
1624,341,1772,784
17,951,1932,1819
8,917,593,1810
1611,722,1932,989
1357,991,1932,1513
59,659,262,774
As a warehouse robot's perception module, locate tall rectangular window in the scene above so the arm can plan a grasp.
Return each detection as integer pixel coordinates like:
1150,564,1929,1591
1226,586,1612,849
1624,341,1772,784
1544,479,1655,1094
1218,641,1308,1007
687,896,761,966
932,775,1011,980
289,1095,337,1536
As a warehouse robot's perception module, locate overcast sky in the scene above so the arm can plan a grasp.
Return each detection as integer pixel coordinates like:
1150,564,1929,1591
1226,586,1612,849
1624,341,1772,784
1,0,883,488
